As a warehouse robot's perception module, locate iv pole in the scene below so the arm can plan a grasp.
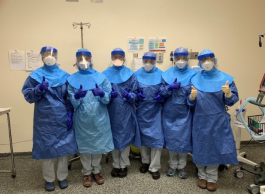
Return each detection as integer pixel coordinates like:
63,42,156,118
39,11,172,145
72,22,91,48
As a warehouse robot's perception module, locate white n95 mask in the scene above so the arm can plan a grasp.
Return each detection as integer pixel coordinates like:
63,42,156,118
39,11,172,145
43,56,57,66
175,59,187,69
202,61,214,71
144,63,154,72
113,59,123,67
78,61,91,70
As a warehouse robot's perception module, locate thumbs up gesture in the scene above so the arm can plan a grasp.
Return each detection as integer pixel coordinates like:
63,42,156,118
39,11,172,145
111,88,118,98
122,88,132,100
222,81,232,98
92,84,105,98
190,86,197,100
168,78,181,91
38,76,49,91
74,85,87,99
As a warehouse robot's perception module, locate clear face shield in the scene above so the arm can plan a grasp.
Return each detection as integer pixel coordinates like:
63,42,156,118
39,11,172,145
174,56,188,69
200,57,215,71
111,54,125,67
41,48,58,66
76,55,92,70
143,59,156,72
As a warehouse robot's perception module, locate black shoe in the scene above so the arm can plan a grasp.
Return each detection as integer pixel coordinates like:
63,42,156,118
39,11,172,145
119,167,128,178
111,168,120,177
149,171,160,180
140,163,150,173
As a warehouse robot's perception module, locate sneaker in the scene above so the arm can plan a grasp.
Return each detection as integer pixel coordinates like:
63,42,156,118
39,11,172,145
149,170,160,180
83,175,92,187
165,166,176,176
45,182,55,191
92,173,104,185
111,168,120,178
58,179,68,189
207,182,217,192
139,163,150,173
178,168,187,179
119,167,128,178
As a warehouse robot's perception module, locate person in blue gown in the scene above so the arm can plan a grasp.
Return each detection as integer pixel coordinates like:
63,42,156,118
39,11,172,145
160,47,197,179
135,51,164,180
190,49,239,192
67,48,114,187
22,46,78,191
102,48,140,178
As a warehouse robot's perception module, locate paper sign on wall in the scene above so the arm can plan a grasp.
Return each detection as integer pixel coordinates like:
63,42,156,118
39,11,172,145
26,51,42,71
9,50,25,71
133,58,142,72
127,37,145,52
148,37,166,52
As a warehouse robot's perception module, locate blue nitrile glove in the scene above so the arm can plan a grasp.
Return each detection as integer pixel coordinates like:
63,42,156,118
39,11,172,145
168,78,181,91
122,88,132,100
67,112,73,131
137,88,146,100
92,84,105,97
38,76,49,91
153,91,162,102
111,88,118,98
74,85,87,99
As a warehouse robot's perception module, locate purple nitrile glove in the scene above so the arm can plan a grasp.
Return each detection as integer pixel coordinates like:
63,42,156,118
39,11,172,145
38,76,49,91
92,84,105,98
137,88,146,100
168,78,181,91
122,88,132,100
74,85,87,99
67,112,73,131
153,91,162,102
111,88,118,98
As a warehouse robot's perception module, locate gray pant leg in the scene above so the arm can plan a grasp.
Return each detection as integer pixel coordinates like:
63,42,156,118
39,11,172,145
206,165,219,183
141,146,151,164
120,145,131,168
57,155,68,181
80,153,92,175
177,153,187,170
91,154,102,174
149,148,162,172
168,150,178,169
43,159,55,182
196,164,207,180
112,149,121,168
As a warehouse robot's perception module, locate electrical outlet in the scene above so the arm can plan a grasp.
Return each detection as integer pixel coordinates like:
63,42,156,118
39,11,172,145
189,52,199,59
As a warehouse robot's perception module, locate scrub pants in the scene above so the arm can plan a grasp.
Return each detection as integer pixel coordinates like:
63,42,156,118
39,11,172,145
168,150,187,170
112,145,130,169
141,146,162,172
80,153,102,175
43,155,68,182
196,164,219,183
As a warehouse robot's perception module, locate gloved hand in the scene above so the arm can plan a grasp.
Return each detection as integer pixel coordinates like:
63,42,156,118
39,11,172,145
67,112,73,131
137,88,146,100
168,78,181,91
153,91,162,102
92,84,105,98
74,85,87,99
190,86,198,100
122,88,132,100
222,81,232,98
111,88,118,98
38,76,49,91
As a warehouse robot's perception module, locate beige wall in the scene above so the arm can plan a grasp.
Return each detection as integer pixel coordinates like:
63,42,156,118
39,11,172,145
1,0,265,153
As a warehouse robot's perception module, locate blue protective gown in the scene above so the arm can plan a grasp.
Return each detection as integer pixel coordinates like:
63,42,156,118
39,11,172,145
190,68,239,166
160,66,197,153
135,67,164,149
22,66,78,160
102,65,140,151
67,73,114,154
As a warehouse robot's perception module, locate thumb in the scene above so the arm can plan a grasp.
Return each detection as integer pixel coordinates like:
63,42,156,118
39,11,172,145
127,88,131,92
191,86,195,90
112,88,114,92
225,81,229,86
79,85,83,90
95,84,99,88
174,78,178,83
43,76,45,82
